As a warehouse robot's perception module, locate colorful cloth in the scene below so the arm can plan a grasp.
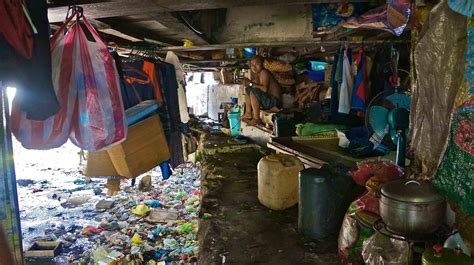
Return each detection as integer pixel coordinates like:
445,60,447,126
0,0,59,121
0,0,33,59
433,100,474,215
465,19,474,94
143,61,164,105
339,49,354,114
351,49,368,115
342,0,412,36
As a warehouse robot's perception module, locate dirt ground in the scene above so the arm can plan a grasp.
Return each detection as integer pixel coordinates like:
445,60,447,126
197,134,340,265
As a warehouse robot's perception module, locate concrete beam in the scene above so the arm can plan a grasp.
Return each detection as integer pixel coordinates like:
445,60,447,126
48,0,369,22
148,12,208,45
156,40,412,52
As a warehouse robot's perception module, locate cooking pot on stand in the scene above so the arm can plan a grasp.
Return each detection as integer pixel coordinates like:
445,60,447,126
380,179,446,235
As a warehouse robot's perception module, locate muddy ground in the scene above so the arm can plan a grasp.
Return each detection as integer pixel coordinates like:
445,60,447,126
197,133,340,265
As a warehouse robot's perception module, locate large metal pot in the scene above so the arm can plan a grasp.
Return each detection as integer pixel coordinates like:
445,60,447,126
380,179,446,235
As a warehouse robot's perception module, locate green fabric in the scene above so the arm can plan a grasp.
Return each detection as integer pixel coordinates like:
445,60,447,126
295,123,349,136
433,100,474,215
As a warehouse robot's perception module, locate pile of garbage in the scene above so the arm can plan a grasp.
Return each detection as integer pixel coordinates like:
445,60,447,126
19,160,201,264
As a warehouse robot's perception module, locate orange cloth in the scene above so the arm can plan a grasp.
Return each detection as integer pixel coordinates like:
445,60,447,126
143,61,164,105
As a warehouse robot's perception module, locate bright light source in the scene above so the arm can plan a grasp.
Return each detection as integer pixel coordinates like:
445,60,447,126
6,87,16,99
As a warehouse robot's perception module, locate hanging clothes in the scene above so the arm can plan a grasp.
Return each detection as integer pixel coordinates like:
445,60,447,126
177,82,190,123
165,52,190,124
0,0,33,59
122,60,156,109
165,51,185,83
351,48,368,116
119,79,141,110
0,0,59,120
338,48,354,114
155,61,184,167
166,131,185,168
155,62,181,132
142,61,164,105
122,58,184,167
330,48,342,116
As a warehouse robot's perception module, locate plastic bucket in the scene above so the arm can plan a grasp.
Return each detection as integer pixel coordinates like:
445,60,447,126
306,68,325,81
309,61,328,71
227,112,241,137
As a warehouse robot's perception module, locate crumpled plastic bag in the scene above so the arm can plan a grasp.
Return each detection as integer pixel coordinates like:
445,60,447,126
131,204,150,216
410,0,468,177
362,232,412,265
339,212,376,265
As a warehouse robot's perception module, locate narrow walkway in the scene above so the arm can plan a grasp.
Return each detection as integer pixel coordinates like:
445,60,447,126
197,133,339,264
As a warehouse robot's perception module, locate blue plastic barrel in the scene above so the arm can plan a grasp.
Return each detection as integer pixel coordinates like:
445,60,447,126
227,112,241,137
298,166,354,240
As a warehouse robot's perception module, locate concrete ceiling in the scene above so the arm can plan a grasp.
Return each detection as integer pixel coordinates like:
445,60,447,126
46,0,395,68
47,0,373,46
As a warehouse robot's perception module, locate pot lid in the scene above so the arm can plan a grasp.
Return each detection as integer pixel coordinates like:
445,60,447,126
381,179,445,203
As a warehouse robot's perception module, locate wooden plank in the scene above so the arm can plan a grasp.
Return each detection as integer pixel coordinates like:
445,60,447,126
48,0,371,22
267,142,325,169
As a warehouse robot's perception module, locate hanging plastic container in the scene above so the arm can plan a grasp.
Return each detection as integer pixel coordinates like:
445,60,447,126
422,245,473,265
227,112,241,137
298,166,354,240
258,154,304,210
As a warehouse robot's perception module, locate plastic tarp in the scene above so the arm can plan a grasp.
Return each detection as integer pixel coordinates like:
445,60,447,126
410,0,468,178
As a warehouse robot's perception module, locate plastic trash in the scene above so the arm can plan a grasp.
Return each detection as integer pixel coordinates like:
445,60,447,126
131,234,144,245
178,223,193,234
73,179,86,185
444,231,471,256
82,226,103,235
163,238,179,250
131,204,150,216
149,200,163,208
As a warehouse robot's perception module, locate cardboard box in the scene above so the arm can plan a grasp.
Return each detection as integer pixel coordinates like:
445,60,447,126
107,115,170,178
325,64,332,82
25,241,61,258
83,150,120,177
220,70,234,84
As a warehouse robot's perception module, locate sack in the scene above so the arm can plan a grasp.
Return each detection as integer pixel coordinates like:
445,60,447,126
68,14,126,151
10,14,78,149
